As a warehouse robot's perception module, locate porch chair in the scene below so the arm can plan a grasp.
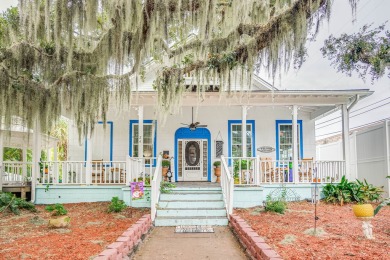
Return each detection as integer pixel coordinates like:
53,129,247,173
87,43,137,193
110,168,125,183
299,158,313,182
91,160,105,184
260,157,275,183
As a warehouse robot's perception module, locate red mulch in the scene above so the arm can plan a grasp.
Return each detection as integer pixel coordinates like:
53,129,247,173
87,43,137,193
0,202,149,259
235,201,390,260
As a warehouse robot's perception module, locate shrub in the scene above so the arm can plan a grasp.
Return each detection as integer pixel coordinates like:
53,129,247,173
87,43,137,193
351,179,383,203
108,196,127,213
264,189,287,214
213,161,221,167
45,203,68,216
0,192,36,215
322,176,383,205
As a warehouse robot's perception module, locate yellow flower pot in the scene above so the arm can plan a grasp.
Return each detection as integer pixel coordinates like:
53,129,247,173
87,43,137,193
352,204,374,218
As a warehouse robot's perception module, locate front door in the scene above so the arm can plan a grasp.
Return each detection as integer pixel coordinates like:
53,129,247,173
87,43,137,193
178,139,208,181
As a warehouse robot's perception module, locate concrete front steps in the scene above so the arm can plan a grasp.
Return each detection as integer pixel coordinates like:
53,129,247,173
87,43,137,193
154,187,228,226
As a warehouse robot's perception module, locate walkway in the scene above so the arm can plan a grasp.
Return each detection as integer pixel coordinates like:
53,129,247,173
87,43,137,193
132,226,248,260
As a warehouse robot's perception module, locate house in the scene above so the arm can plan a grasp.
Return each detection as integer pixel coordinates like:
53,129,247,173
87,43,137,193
0,121,58,199
317,120,390,197
0,74,372,225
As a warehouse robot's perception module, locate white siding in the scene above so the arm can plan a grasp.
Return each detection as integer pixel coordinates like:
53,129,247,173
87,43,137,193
68,105,316,168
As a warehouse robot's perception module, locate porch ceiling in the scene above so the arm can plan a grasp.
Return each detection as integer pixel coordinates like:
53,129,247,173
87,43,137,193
126,89,372,119
0,130,58,149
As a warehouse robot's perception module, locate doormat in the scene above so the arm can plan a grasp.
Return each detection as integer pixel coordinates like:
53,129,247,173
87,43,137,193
175,225,214,233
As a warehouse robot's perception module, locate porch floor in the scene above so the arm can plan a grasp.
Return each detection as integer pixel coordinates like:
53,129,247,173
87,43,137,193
174,181,221,188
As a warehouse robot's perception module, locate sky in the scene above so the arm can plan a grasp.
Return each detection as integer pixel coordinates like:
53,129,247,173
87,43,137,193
270,0,390,140
1,0,389,140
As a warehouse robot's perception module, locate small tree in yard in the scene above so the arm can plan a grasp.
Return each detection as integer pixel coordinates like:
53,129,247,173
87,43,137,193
108,197,127,213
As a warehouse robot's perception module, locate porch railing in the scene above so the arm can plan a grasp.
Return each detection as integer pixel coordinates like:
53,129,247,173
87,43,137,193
2,158,345,186
37,161,127,185
228,157,259,185
258,159,345,184
127,157,156,186
2,161,32,184
224,157,345,185
220,156,234,215
151,155,163,221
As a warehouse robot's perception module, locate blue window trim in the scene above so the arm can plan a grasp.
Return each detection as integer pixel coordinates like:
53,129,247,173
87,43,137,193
84,121,114,166
174,127,212,182
275,120,303,161
228,120,256,166
129,120,157,167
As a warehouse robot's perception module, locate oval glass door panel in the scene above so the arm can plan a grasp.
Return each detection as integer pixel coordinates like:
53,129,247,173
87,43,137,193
185,141,200,166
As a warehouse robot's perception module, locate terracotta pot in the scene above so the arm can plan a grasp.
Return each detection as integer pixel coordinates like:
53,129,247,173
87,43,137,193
353,204,374,218
48,215,70,228
214,167,221,183
162,166,168,181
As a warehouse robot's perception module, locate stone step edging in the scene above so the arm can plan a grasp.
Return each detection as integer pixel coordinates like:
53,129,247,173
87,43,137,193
229,214,283,260
94,214,152,260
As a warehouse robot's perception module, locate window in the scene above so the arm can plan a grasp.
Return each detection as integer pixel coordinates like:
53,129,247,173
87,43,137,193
228,120,256,158
129,120,157,164
276,120,303,161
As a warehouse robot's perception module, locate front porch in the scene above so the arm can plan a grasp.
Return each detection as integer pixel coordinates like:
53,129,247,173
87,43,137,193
1,156,344,206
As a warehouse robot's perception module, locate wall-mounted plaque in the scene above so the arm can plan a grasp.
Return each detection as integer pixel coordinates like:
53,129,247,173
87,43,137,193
257,146,275,153
215,140,224,158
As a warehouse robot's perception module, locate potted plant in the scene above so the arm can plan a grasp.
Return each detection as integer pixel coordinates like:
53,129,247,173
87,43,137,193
233,159,252,184
161,160,170,181
233,173,240,184
351,179,383,218
45,203,70,228
213,161,221,183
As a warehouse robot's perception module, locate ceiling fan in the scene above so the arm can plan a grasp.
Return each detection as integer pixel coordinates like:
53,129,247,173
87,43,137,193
181,107,207,131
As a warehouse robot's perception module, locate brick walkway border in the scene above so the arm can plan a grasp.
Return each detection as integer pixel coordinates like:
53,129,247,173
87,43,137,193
230,214,282,260
94,214,152,260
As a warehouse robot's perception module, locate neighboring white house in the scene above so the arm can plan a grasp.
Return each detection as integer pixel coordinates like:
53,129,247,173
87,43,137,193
317,120,390,197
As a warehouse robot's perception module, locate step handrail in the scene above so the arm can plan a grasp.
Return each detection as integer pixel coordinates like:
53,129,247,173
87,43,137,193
220,156,234,215
151,155,163,221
